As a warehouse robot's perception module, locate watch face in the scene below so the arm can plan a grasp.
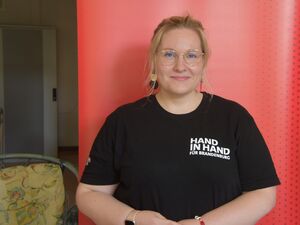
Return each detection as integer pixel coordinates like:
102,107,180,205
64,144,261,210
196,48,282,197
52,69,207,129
125,221,134,225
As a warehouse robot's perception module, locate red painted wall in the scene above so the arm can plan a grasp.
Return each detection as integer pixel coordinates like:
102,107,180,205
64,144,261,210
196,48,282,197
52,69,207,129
77,0,300,224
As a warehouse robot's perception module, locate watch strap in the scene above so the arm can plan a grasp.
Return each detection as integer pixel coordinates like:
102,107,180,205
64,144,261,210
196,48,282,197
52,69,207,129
125,209,140,224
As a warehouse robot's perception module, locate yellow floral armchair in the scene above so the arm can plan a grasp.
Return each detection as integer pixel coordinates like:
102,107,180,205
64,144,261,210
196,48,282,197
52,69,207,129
0,153,78,225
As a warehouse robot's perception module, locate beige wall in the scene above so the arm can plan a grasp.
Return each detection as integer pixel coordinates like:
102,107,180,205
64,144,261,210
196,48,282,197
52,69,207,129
0,0,78,147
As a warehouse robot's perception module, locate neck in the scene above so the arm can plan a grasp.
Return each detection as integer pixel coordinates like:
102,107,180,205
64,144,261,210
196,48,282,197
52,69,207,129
155,91,203,114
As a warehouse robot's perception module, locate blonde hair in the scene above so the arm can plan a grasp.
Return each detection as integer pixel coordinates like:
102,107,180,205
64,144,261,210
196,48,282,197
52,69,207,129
146,15,210,94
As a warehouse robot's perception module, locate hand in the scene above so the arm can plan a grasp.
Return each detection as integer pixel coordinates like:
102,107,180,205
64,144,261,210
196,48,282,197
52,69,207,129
178,219,198,225
135,210,181,225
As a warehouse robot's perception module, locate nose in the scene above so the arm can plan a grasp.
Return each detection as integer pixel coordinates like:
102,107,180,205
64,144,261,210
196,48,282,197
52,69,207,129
173,55,186,72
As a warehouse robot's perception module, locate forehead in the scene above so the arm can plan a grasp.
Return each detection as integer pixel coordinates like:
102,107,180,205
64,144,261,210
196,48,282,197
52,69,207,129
159,28,201,50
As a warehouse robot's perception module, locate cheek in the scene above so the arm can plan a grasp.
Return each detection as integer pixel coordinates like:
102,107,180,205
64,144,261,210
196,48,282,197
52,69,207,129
191,66,204,77
156,64,172,77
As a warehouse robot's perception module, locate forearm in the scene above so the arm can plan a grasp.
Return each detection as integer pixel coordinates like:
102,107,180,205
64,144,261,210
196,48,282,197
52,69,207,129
180,186,277,225
202,186,276,225
76,183,181,225
76,185,132,225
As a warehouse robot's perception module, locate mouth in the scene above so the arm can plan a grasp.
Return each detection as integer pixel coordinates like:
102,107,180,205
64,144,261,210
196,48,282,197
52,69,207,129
170,76,190,81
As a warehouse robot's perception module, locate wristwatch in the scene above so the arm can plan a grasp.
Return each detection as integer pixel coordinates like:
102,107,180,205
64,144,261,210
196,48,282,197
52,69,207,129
125,210,139,225
125,220,135,225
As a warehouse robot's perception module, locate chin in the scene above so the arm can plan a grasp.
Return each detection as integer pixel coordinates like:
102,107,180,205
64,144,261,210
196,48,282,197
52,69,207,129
168,88,196,96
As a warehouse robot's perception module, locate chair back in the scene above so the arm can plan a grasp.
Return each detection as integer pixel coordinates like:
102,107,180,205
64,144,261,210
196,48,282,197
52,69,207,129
0,153,78,225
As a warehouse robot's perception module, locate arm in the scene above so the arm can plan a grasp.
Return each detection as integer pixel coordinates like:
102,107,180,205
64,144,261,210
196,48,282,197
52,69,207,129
76,182,180,225
178,186,277,225
76,182,129,225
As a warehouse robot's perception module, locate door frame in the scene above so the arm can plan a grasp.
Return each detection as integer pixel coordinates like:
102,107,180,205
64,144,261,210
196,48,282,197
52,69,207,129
0,25,57,156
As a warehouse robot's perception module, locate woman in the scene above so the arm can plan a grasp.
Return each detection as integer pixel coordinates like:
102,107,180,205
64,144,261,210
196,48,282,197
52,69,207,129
76,15,280,225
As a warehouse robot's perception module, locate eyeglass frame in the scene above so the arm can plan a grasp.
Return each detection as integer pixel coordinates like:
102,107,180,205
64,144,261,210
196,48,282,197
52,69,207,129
156,48,205,66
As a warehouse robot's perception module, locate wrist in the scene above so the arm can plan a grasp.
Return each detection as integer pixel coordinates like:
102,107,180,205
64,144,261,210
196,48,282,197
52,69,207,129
125,209,140,225
195,215,205,225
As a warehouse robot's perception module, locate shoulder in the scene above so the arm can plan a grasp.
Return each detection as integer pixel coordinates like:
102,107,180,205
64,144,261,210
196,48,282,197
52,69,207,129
106,96,154,121
209,93,244,110
115,96,153,114
207,93,253,121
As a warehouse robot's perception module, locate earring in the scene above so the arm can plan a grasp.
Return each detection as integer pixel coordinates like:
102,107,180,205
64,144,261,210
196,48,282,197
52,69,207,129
149,73,158,89
199,76,203,92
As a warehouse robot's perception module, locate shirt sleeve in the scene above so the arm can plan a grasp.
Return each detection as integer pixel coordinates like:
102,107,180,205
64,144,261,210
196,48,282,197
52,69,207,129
235,107,280,192
80,112,123,185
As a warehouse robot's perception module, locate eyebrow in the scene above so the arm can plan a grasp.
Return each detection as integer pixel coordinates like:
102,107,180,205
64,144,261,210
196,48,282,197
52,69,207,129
160,48,202,52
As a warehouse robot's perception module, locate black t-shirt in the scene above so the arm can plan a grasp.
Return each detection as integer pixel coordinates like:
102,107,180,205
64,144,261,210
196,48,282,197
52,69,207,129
81,92,280,221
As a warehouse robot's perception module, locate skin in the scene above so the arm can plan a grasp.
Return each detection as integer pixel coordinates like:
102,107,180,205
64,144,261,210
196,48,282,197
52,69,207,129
155,28,204,114
76,27,277,225
76,183,180,225
155,28,203,97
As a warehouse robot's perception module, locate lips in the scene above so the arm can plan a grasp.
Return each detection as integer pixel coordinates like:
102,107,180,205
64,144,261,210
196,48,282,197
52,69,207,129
170,76,190,81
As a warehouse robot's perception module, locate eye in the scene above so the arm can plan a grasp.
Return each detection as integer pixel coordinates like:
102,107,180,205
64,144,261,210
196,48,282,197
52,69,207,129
163,51,176,59
186,52,198,59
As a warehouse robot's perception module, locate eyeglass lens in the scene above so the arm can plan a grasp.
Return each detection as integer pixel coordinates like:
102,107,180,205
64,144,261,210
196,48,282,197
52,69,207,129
159,49,203,65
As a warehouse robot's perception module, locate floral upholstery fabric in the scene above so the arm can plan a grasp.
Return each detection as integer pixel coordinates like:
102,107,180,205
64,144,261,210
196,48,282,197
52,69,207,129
0,163,65,225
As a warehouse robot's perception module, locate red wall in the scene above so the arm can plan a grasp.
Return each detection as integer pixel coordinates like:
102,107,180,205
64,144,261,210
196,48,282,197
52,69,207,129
77,0,300,224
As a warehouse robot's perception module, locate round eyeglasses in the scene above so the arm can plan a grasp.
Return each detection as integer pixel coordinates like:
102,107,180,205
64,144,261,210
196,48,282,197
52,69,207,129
157,49,205,66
